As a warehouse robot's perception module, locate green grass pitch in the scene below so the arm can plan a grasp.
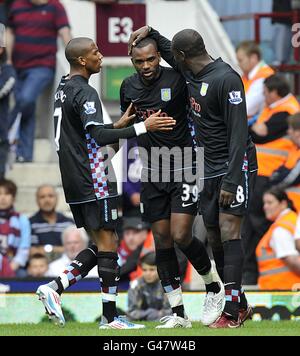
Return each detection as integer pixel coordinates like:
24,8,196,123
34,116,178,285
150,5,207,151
1,321,300,336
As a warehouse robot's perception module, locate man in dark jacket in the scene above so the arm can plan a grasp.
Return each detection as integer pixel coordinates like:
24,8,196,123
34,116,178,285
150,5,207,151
272,0,293,65
0,42,16,178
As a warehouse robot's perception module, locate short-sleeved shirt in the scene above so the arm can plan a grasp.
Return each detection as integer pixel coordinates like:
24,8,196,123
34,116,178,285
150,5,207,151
30,211,74,246
8,0,70,69
54,75,118,204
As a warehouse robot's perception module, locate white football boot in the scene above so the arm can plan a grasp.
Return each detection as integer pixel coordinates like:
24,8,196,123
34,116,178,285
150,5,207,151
99,316,145,329
156,314,192,329
36,285,65,327
200,281,225,326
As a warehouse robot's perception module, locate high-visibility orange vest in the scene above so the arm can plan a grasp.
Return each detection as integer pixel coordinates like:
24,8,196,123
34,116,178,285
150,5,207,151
242,63,274,94
256,94,300,177
284,148,300,212
256,209,300,290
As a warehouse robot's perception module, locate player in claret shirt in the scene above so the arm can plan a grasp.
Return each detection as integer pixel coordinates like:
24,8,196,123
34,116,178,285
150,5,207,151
129,27,258,328
120,37,224,328
36,37,177,330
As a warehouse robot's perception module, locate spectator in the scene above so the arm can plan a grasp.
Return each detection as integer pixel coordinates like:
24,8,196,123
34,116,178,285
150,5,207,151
122,138,142,218
0,253,15,277
47,225,98,277
242,74,300,285
0,179,31,277
271,0,293,65
270,113,300,212
27,253,49,277
236,41,274,124
0,43,16,178
256,188,300,290
118,216,153,281
127,252,172,321
30,184,74,259
6,0,72,162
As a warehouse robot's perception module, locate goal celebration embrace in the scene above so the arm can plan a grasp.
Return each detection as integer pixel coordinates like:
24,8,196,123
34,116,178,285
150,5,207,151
36,23,257,331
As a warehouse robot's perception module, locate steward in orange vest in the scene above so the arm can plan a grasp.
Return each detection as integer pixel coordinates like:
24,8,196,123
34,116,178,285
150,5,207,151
242,63,274,95
236,41,274,120
269,113,300,212
250,75,300,178
270,147,300,212
256,189,300,290
256,209,300,289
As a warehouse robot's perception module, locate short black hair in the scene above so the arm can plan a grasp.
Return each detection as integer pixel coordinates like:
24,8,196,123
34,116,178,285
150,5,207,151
264,74,290,98
65,37,94,67
171,29,206,58
264,187,296,212
140,252,156,266
0,179,17,198
134,37,158,51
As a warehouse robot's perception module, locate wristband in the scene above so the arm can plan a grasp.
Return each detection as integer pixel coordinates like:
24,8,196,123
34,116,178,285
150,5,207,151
134,122,147,136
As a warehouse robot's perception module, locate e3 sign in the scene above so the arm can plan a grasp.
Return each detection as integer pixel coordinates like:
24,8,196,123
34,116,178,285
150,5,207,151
96,3,146,56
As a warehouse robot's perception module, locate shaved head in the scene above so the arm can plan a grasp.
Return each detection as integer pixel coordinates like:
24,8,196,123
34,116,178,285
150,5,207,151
171,29,206,58
65,37,94,66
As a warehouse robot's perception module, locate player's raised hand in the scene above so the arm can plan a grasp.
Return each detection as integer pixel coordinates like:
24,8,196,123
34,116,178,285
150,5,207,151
128,26,150,55
144,110,176,132
114,103,136,129
219,189,235,208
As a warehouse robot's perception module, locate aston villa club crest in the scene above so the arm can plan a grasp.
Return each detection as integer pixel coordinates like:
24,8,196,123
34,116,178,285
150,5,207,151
200,82,209,96
161,88,171,102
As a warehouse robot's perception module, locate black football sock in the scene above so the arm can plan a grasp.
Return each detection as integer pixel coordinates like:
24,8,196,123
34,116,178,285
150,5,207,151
223,240,244,321
178,237,220,294
47,245,98,295
97,251,119,323
211,246,225,282
240,287,248,310
156,248,185,318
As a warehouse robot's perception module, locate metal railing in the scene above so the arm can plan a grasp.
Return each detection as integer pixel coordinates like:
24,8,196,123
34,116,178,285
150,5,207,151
220,11,300,94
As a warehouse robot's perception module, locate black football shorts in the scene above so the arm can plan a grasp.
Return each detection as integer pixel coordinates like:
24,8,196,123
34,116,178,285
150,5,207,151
199,171,257,227
70,197,120,231
140,180,198,223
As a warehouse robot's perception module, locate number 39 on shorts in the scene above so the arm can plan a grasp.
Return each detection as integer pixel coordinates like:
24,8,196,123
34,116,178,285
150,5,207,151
181,184,199,203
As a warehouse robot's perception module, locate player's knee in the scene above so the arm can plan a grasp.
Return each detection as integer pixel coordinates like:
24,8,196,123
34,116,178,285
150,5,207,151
219,217,240,243
171,230,191,247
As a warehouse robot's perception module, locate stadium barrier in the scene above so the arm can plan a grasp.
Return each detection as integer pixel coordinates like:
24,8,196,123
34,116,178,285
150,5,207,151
1,291,300,323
